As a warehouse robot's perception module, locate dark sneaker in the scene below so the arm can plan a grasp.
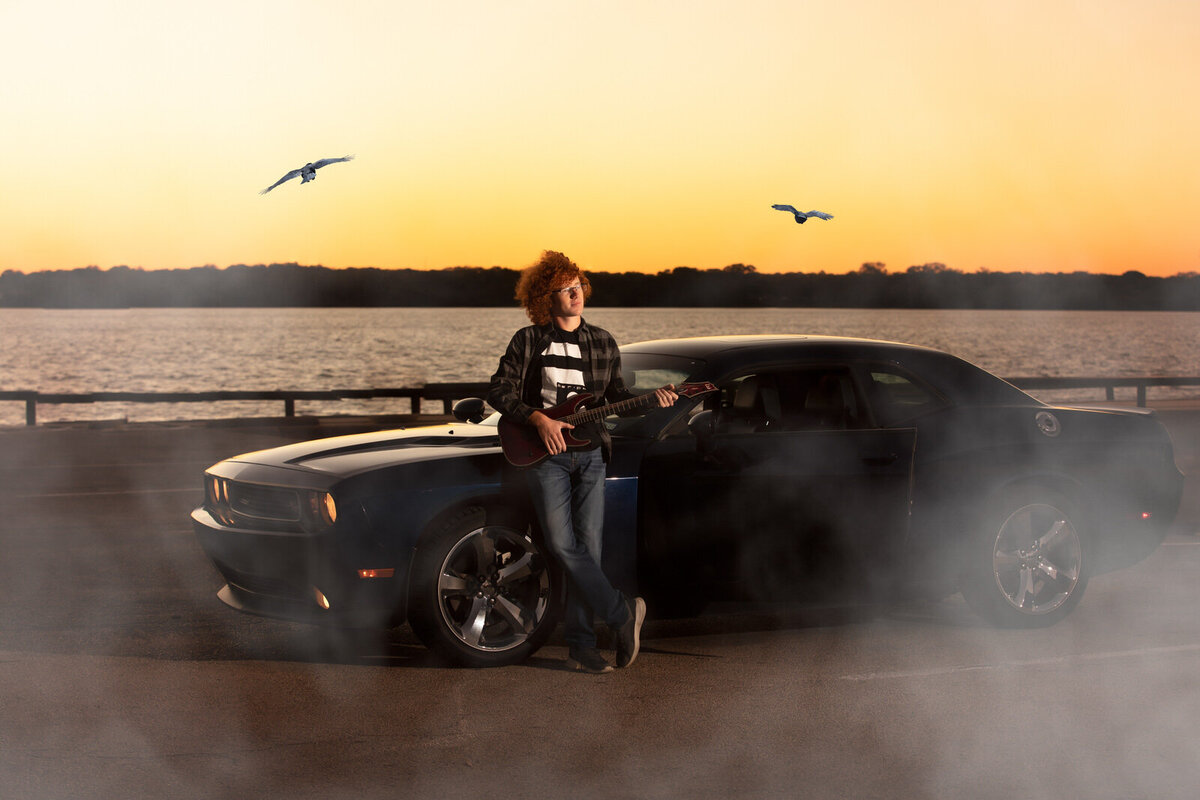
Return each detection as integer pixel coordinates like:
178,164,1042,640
565,646,613,674
615,595,646,668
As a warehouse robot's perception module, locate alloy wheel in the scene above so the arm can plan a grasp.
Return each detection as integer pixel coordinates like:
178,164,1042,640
991,502,1082,616
436,525,552,652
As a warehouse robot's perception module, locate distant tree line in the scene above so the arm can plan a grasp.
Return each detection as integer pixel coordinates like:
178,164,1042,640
3,262,1200,310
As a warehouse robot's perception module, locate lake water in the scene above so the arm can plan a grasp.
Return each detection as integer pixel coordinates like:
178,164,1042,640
3,307,1199,425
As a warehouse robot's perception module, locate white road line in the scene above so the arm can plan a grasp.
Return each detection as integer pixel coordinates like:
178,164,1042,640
840,643,1200,682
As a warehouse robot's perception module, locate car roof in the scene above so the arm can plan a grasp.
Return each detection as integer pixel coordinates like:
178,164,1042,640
622,334,945,361
621,334,1033,405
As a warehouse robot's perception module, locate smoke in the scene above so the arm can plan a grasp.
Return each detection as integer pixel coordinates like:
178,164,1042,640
3,309,1198,798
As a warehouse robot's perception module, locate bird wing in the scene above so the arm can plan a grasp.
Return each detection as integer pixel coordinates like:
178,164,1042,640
805,211,833,220
771,204,799,214
311,155,355,170
260,168,303,194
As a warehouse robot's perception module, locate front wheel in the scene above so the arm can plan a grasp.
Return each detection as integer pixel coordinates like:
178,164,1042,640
961,490,1088,628
409,507,560,666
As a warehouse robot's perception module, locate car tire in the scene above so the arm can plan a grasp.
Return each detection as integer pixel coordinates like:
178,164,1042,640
960,488,1089,628
408,506,561,666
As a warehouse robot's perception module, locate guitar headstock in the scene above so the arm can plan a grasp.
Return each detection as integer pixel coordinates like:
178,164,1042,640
676,381,718,397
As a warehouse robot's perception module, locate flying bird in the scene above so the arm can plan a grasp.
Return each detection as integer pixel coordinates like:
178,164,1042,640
771,204,833,224
260,155,355,194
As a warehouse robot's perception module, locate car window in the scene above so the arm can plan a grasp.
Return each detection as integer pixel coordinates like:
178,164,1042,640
774,368,865,430
715,368,866,432
864,366,946,425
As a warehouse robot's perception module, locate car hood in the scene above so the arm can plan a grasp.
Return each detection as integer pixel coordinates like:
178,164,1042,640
226,422,501,477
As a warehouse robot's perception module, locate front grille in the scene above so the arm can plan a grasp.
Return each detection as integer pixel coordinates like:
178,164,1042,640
227,483,301,521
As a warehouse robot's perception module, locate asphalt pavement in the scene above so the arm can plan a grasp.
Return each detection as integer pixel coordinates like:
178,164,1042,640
1,406,1199,799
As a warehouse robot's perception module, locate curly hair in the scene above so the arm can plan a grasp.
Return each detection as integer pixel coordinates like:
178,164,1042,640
514,250,592,325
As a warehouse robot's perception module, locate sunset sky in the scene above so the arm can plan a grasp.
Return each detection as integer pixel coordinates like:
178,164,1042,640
3,0,1198,277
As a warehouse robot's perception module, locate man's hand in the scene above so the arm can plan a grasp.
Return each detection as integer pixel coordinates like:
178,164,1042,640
530,410,574,456
654,384,679,408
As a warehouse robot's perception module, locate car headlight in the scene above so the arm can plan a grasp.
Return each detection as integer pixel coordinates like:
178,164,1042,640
309,491,337,527
205,475,236,526
206,475,225,505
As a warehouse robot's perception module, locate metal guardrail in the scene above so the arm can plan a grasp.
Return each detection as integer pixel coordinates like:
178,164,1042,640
0,383,492,426
3,377,1200,426
1004,376,1200,408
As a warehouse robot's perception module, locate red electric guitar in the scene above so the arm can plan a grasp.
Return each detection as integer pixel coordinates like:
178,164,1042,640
498,382,718,467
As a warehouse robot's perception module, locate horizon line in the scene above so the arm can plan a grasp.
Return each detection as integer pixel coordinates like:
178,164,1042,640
5,262,1199,280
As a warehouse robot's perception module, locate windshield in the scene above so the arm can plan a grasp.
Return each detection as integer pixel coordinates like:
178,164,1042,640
619,352,703,391
606,352,706,438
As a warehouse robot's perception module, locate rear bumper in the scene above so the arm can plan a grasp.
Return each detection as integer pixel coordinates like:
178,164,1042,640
1089,466,1183,573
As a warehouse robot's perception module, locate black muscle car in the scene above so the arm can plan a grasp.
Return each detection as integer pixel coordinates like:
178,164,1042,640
192,335,1183,666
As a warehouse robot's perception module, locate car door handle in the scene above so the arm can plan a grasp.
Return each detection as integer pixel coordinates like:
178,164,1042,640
862,454,899,466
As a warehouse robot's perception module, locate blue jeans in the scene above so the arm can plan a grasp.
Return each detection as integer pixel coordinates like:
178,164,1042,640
527,448,629,649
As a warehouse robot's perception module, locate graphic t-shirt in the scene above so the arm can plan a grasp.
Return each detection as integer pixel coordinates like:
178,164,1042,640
539,326,600,448
540,327,587,407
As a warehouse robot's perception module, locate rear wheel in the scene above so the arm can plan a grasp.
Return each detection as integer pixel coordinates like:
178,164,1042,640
409,507,560,666
961,489,1088,628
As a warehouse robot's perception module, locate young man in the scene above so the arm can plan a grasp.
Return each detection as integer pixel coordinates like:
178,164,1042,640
487,251,677,673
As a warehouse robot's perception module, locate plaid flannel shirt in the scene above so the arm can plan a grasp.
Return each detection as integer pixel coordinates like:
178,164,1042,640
487,319,633,462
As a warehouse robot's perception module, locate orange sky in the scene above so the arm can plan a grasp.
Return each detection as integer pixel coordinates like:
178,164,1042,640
2,0,1198,277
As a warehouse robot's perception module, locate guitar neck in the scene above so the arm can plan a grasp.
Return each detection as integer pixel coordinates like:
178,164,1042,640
562,392,659,426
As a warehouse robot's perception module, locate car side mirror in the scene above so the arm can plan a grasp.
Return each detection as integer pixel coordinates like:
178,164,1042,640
453,397,488,424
